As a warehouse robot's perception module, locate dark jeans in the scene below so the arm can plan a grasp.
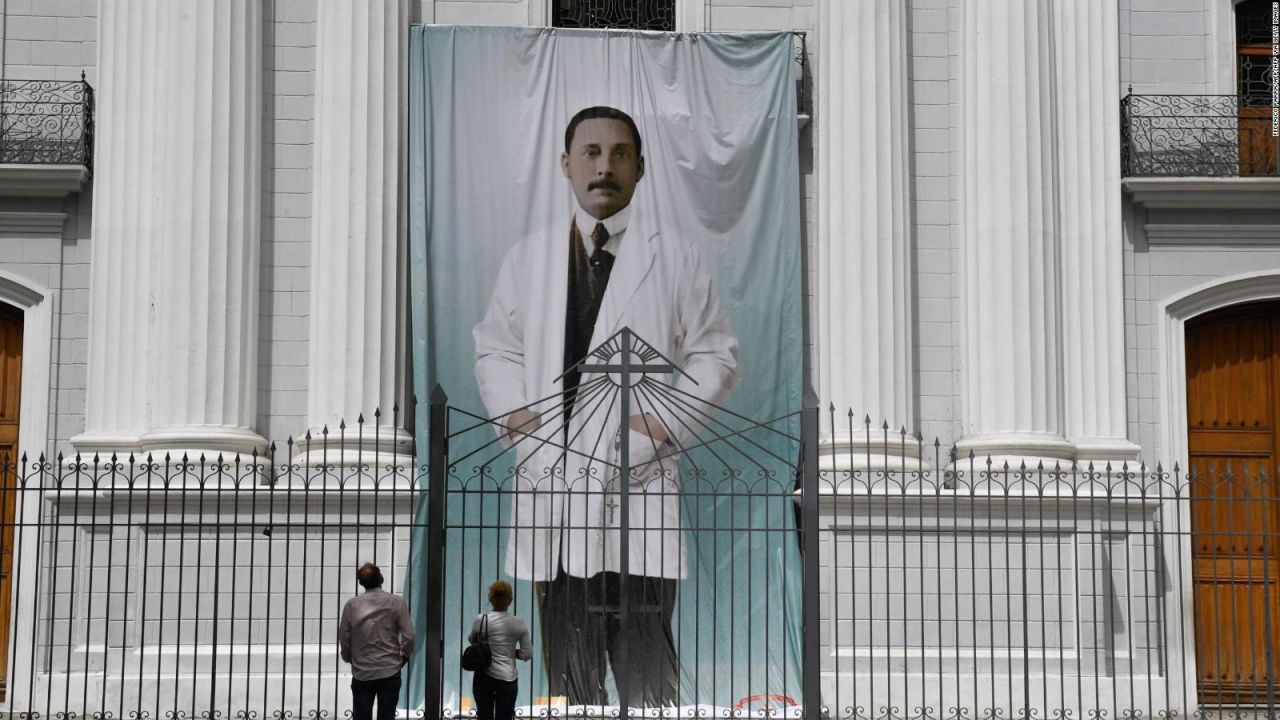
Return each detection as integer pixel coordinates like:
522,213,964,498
351,671,401,720
473,671,519,720
535,571,678,708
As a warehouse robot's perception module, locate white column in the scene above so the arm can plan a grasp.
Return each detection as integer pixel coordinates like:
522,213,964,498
678,1,708,32
816,0,917,471
1056,0,1141,464
297,0,413,466
956,0,1073,466
136,0,266,459
73,0,163,457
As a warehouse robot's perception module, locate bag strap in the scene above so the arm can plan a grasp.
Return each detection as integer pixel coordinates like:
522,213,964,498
480,613,489,642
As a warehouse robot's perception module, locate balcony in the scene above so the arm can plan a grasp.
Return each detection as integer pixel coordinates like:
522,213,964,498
1121,94,1280,217
1121,94,1277,178
0,76,94,197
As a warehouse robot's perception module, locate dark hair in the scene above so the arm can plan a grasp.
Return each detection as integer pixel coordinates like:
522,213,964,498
488,580,514,611
564,106,643,158
357,562,383,590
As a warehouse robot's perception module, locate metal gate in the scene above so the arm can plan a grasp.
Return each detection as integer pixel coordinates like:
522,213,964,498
421,328,821,717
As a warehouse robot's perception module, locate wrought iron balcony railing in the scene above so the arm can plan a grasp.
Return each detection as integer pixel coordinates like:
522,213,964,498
1121,93,1279,177
0,76,94,169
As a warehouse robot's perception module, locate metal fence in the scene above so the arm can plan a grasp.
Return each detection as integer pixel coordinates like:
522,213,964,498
0,406,1276,718
0,77,94,168
1121,94,1280,177
422,353,809,717
0,421,422,720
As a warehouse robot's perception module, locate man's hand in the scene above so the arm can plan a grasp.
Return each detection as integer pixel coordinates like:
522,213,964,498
505,409,542,438
629,414,671,445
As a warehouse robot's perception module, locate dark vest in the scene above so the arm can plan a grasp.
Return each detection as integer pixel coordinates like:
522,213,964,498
562,219,616,427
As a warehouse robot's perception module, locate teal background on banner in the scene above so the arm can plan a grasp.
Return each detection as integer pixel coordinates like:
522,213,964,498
406,24,803,711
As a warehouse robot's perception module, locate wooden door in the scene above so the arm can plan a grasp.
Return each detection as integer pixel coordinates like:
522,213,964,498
1188,301,1280,703
1236,0,1277,176
0,304,21,702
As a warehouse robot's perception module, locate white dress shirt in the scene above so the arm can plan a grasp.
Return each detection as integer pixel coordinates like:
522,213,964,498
574,204,629,256
338,587,416,681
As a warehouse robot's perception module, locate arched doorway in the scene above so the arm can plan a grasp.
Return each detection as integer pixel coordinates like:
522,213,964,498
1187,300,1280,702
0,302,21,701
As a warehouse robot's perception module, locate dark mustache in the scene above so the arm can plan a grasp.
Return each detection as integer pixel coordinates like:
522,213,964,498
588,180,621,192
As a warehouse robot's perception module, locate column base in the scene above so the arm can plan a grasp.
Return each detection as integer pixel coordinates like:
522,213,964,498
820,435,927,493
952,432,1076,474
69,430,143,459
820,436,926,472
1071,437,1143,468
137,425,270,462
290,425,416,468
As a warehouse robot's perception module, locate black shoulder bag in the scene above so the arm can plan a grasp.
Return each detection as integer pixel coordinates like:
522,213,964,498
461,613,492,672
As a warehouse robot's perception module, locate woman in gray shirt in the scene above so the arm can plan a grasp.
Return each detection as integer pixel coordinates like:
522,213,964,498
469,580,532,720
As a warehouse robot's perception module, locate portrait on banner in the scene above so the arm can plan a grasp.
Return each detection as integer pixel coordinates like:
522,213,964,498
410,24,804,713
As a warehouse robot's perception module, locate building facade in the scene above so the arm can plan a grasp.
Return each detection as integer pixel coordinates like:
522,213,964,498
0,0,1276,715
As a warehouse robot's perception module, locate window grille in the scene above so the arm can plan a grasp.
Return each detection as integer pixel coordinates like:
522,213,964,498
552,0,676,31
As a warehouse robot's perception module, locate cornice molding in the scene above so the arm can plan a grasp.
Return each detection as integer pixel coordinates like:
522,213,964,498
0,211,67,236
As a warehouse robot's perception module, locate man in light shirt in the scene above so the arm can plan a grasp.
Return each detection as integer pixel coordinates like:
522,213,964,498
474,106,739,708
339,563,415,720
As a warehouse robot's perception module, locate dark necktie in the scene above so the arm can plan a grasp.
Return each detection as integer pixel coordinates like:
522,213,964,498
589,222,610,263
589,222,614,281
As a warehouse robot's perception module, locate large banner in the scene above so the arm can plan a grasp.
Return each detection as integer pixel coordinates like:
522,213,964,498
408,25,804,715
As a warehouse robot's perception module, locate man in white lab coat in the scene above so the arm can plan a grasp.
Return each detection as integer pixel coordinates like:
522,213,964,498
473,106,739,708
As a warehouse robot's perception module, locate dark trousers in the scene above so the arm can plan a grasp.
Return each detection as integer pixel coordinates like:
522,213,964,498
473,671,519,720
351,671,400,720
535,571,678,708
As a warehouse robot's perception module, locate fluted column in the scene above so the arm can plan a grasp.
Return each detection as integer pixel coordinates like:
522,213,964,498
73,0,163,457
297,0,413,466
816,0,917,471
956,0,1073,466
136,0,266,459
1056,0,1141,464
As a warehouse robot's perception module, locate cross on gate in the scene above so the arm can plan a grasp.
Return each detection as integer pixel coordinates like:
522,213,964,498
560,327,690,712
573,346,676,379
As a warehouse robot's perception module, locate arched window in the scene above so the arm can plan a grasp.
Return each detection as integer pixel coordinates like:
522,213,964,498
552,0,676,31
1234,0,1276,174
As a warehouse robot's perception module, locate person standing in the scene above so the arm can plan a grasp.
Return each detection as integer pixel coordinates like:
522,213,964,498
339,563,415,720
469,580,533,720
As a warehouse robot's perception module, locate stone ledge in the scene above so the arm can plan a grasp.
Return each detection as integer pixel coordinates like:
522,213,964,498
1123,176,1280,210
0,163,89,197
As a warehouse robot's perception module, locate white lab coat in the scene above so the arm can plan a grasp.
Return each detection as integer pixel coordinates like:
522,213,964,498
473,212,739,581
